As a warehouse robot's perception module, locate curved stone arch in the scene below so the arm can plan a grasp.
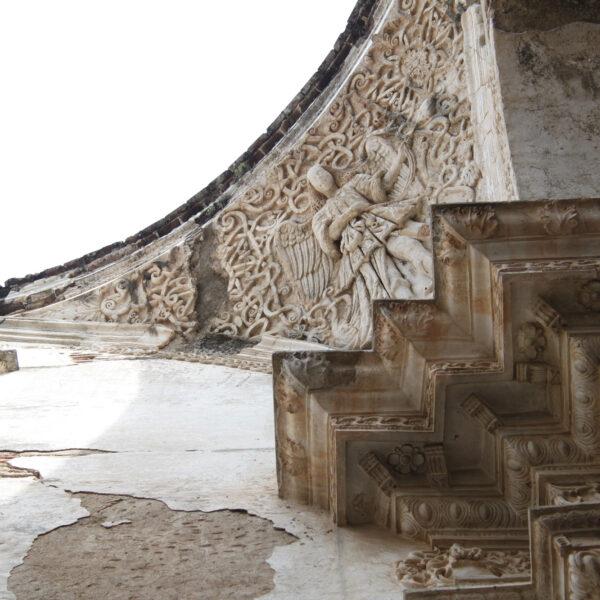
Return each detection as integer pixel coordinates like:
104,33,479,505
1,0,487,353
0,0,380,314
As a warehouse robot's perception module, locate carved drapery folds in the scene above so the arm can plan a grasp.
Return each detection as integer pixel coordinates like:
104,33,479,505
273,198,600,597
210,0,481,349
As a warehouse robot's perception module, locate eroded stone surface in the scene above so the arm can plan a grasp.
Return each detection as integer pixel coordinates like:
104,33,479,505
491,0,600,32
8,492,294,600
0,351,18,375
496,22,600,201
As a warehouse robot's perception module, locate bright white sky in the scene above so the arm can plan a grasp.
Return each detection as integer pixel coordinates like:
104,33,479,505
0,0,357,285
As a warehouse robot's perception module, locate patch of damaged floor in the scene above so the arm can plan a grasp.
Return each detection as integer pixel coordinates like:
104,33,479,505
9,492,294,600
0,352,426,599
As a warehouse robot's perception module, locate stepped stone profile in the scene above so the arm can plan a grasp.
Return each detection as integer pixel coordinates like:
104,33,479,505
1,0,599,598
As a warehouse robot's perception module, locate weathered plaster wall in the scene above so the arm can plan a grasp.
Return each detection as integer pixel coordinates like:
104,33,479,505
491,0,600,33
494,22,600,200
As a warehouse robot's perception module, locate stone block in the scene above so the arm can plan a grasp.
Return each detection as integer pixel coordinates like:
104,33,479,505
0,349,18,374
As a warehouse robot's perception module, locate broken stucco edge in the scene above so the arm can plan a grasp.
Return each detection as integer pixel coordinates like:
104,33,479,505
2,448,116,478
12,464,306,542
0,481,89,600
0,0,380,307
6,490,297,600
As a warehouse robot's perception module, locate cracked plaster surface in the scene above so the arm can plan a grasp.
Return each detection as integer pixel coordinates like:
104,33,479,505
0,349,424,599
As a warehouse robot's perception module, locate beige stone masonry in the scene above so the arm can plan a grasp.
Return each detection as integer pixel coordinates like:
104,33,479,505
274,197,600,596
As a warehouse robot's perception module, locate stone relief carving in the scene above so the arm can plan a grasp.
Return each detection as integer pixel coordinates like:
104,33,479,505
374,307,405,363
393,301,436,337
278,437,307,478
423,444,449,487
568,549,600,600
459,204,499,238
504,437,589,514
515,321,546,361
462,393,500,432
274,199,600,571
396,544,530,590
578,280,600,312
210,0,480,349
387,444,426,475
548,483,600,506
569,336,600,457
331,414,428,430
438,222,467,265
533,296,562,332
398,497,523,541
539,201,579,236
359,452,398,493
27,245,198,337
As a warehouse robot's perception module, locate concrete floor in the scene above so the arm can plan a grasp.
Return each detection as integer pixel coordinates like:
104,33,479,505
0,347,422,600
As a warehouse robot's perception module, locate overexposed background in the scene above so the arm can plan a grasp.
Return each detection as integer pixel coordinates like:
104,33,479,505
0,0,357,285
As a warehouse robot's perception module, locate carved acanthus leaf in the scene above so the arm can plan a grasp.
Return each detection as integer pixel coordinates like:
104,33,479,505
539,201,579,235
438,224,467,265
459,205,499,238
394,302,436,337
375,309,405,363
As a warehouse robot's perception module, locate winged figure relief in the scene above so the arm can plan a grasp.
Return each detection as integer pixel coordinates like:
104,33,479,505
275,133,433,348
274,220,334,303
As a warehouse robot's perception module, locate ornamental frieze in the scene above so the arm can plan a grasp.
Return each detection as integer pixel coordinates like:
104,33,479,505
210,0,482,348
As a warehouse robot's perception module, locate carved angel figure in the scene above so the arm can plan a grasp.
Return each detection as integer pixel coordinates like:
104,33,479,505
275,134,432,348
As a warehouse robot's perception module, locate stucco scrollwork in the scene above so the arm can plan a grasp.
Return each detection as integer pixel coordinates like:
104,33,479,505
80,246,197,336
26,245,198,337
210,0,480,348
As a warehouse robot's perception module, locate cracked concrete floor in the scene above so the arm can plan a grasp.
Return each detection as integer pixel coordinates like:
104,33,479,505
0,347,424,599
9,492,295,600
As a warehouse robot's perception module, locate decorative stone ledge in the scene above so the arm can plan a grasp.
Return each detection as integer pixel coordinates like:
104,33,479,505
0,318,175,351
